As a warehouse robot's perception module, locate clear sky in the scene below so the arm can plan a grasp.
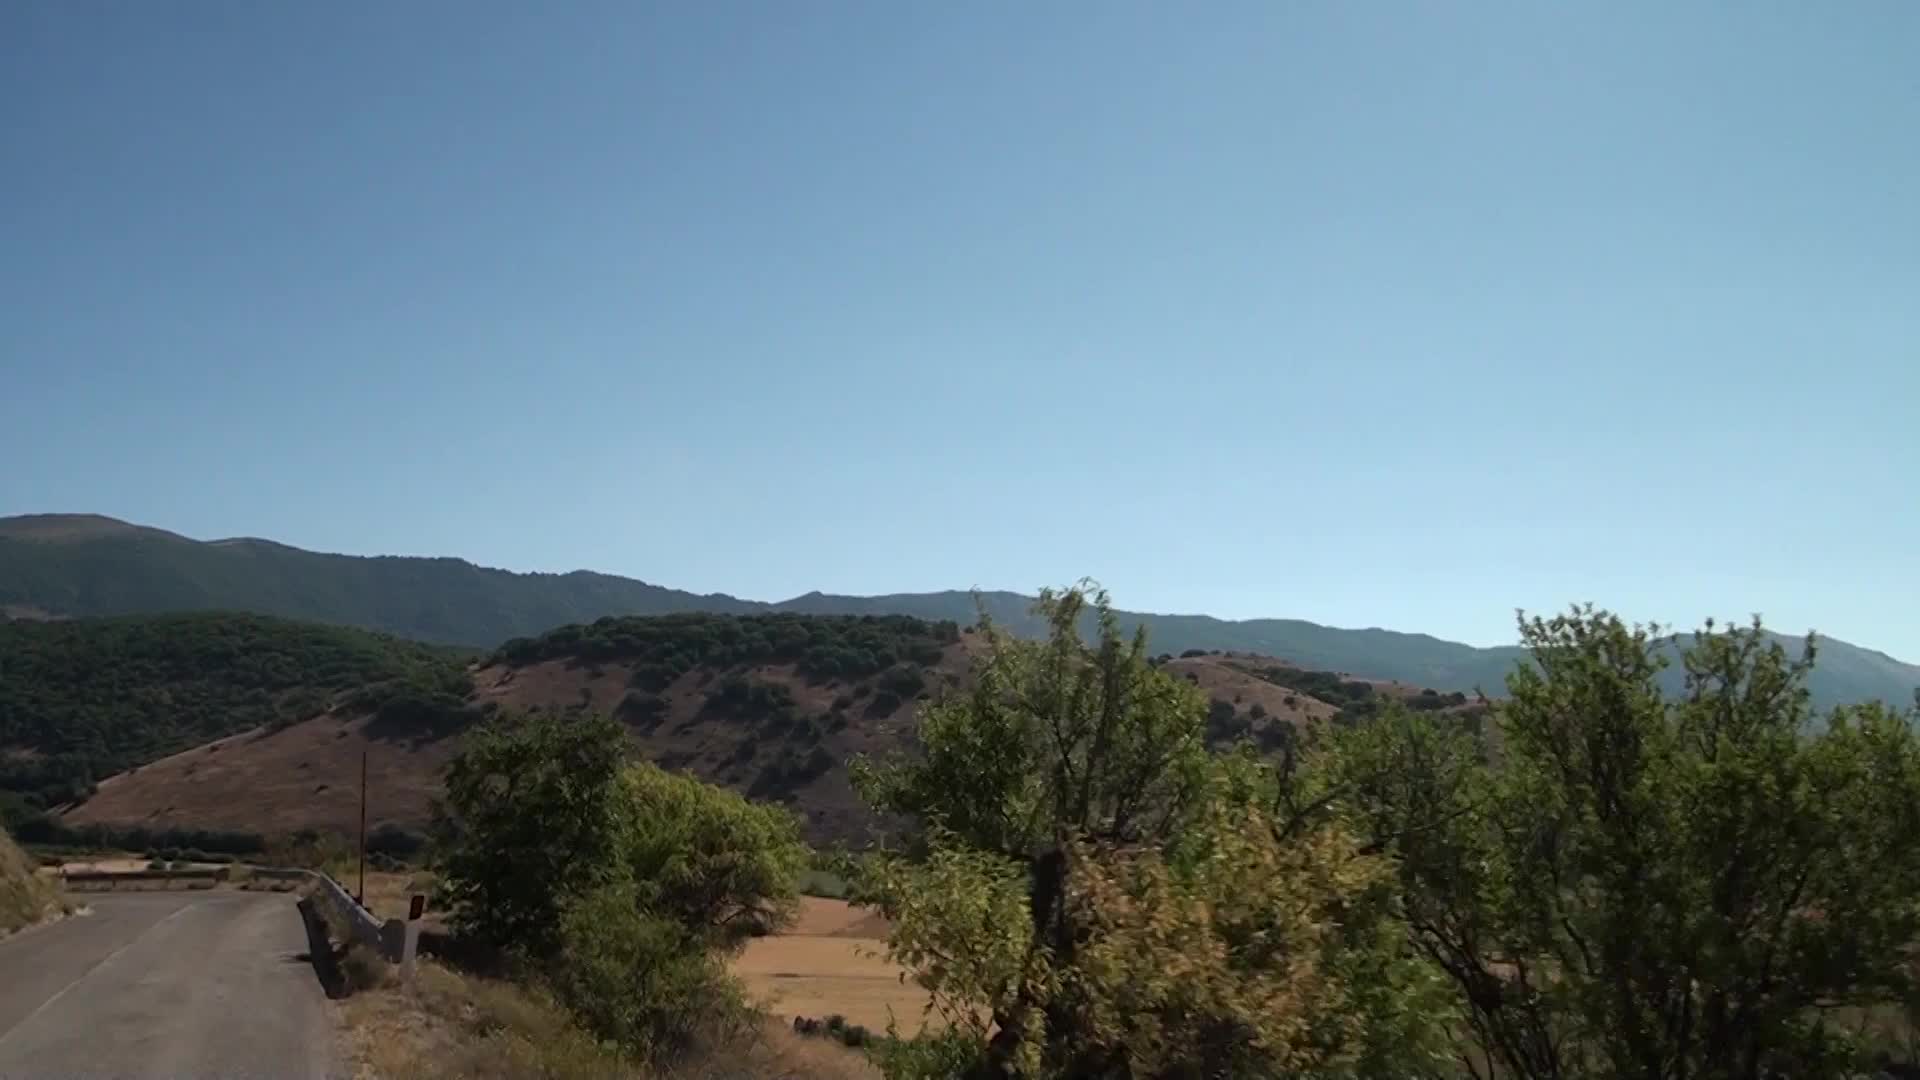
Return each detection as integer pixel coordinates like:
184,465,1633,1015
3,2,1915,657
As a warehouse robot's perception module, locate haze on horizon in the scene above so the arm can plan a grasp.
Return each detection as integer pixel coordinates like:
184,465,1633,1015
4,3,1915,659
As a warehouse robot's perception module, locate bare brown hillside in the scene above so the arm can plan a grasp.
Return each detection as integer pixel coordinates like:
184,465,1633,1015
62,634,1477,846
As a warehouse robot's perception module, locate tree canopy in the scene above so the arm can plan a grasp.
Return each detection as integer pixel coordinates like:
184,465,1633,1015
1321,609,1920,1078
493,611,962,687
853,585,1451,1078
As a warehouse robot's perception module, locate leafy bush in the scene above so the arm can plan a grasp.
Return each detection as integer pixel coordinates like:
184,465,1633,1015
434,710,806,1064
549,883,750,1063
616,691,669,725
434,711,630,955
366,824,426,860
877,665,927,700
616,762,807,951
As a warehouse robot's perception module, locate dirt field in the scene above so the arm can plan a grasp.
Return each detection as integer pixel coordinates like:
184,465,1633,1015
732,897,933,1036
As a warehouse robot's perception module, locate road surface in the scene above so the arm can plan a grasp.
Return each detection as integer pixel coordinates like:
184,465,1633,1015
0,890,339,1078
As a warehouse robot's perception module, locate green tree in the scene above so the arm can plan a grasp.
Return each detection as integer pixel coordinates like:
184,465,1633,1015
1324,608,1920,1079
614,761,808,952
433,708,807,1064
432,710,630,954
548,882,752,1062
854,585,1448,1078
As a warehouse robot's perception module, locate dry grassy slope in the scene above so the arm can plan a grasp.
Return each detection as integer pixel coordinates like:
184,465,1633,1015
63,712,460,838
63,638,1421,846
1161,655,1342,723
1,829,61,935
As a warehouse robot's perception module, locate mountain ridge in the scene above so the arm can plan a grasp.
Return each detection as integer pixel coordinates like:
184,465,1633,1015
3,513,1915,711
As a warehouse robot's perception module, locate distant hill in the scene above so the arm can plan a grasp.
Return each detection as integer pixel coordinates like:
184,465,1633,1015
3,514,1915,712
35,609,1463,846
0,611,472,821
0,514,758,646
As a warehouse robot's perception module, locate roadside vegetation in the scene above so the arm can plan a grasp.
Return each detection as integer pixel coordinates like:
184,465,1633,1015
0,827,65,935
845,587,1920,1077
425,709,824,1069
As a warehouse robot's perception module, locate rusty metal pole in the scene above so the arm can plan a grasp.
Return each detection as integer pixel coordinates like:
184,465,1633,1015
357,748,368,906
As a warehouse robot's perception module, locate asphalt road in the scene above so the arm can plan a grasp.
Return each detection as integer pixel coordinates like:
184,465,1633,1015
0,890,339,1079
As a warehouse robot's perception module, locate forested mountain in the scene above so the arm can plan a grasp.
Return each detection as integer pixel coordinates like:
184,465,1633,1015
5,514,1915,711
31,606,1462,846
0,612,472,819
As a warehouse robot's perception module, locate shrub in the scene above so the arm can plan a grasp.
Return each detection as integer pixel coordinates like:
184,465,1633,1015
616,763,807,951
340,942,391,993
433,711,630,955
366,824,426,860
617,691,669,725
549,883,751,1064
877,665,927,700
865,689,902,717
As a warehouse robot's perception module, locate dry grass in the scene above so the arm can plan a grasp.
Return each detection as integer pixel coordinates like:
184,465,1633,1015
732,898,933,1037
1,831,66,935
338,960,877,1079
333,867,443,927
63,712,461,837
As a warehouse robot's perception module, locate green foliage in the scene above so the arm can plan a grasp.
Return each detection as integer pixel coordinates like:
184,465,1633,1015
0,612,472,807
433,709,805,1065
853,584,1447,1077
614,762,808,952
877,664,928,699
494,611,961,684
1322,609,1920,1079
703,674,797,725
616,690,669,726
548,883,751,1063
433,711,631,955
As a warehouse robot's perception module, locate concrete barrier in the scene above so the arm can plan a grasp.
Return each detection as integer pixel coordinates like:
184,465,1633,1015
61,867,230,890
55,862,422,970
309,874,421,973
248,866,315,882
312,874,389,956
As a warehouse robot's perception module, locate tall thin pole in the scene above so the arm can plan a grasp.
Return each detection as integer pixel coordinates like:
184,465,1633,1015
357,748,368,906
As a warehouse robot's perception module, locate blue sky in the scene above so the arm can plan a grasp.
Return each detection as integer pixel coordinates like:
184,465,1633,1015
3,2,1915,657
